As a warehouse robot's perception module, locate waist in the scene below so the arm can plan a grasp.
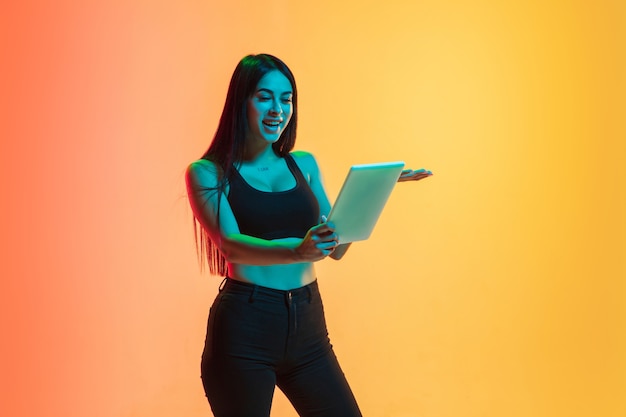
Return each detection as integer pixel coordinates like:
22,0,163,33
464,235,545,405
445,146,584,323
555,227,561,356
227,262,316,290
222,277,320,304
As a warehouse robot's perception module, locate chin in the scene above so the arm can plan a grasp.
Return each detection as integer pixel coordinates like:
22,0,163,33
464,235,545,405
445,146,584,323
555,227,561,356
263,134,282,144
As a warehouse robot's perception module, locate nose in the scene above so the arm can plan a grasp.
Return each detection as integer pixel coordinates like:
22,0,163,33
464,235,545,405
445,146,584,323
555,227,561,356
269,99,283,115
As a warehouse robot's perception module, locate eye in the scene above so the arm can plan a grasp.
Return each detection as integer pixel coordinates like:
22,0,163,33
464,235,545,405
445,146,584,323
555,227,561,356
281,96,293,104
258,95,271,101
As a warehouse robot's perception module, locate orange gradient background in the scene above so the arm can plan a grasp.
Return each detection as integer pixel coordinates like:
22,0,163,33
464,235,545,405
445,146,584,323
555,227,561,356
1,1,625,416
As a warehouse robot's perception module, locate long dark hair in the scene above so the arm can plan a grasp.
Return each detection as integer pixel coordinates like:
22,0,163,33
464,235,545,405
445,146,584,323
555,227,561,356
194,54,299,275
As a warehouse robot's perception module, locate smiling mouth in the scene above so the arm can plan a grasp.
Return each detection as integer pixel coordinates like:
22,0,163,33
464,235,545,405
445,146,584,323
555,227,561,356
263,120,282,128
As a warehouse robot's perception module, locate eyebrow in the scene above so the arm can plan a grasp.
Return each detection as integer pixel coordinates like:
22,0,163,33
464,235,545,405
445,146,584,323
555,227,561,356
256,88,293,95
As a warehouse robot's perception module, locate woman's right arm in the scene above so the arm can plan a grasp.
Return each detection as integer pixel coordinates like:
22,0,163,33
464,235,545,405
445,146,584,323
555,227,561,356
186,160,337,265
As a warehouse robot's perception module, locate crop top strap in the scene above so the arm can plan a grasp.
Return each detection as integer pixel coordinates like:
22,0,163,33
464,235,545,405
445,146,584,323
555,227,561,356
284,153,308,186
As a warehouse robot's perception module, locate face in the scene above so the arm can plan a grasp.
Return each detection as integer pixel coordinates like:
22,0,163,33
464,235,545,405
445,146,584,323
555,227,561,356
246,70,294,146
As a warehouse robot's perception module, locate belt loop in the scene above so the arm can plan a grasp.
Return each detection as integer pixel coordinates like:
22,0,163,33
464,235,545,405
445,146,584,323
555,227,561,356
249,285,258,303
219,277,227,293
306,286,312,303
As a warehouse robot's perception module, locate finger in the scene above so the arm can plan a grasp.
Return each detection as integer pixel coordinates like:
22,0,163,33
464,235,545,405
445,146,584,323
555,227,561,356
402,168,432,176
311,223,332,234
320,247,336,256
406,171,433,179
317,232,338,243
314,222,335,234
316,240,338,250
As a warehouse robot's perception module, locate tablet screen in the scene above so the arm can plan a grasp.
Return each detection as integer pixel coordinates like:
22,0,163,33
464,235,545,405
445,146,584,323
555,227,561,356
327,161,404,243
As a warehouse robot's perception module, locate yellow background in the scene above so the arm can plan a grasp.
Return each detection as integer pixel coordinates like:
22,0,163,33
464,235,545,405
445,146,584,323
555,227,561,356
1,1,624,416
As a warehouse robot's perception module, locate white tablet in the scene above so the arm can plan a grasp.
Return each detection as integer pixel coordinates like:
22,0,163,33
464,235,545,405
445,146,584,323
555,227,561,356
327,161,405,243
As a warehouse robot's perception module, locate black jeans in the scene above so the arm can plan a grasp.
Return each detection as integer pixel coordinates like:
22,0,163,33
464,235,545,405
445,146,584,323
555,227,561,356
201,278,362,417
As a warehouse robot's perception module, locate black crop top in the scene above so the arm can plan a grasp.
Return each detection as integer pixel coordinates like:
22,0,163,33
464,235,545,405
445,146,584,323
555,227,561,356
227,154,320,240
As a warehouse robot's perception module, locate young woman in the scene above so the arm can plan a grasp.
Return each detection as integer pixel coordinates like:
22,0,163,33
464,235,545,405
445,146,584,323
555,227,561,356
186,54,431,417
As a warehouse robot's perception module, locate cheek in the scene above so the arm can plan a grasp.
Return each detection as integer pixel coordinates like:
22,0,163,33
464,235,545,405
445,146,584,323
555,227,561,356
247,104,261,124
285,108,294,124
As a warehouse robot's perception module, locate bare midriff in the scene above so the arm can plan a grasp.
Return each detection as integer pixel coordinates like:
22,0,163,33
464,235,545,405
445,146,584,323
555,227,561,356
227,262,317,291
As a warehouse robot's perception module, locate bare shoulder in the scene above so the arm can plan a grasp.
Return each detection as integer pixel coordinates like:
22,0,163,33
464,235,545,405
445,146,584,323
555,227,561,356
290,150,321,179
290,151,331,213
186,159,221,189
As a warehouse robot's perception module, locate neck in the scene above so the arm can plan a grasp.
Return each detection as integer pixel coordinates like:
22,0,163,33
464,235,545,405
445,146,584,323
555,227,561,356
243,142,278,164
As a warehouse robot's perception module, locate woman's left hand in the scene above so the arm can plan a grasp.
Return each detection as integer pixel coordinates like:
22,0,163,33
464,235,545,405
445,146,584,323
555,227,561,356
398,168,433,182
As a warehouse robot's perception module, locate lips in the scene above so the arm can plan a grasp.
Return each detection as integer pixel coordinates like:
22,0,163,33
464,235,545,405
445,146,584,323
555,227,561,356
262,120,283,133
263,119,282,128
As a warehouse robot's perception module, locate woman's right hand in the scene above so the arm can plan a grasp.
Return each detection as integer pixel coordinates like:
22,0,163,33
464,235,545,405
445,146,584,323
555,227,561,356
295,221,339,262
